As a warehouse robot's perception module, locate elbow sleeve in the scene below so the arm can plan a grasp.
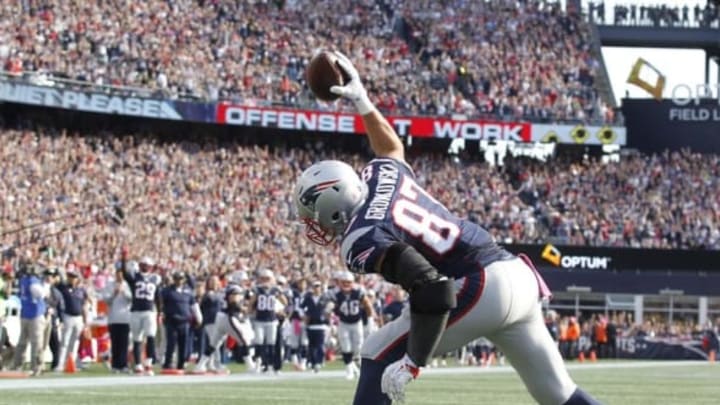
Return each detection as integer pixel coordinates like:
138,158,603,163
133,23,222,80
380,243,457,312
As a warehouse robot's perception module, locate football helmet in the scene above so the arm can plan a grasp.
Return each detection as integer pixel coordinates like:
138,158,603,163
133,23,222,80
294,160,367,245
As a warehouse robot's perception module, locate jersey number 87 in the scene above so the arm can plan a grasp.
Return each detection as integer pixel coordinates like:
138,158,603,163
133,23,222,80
392,177,460,255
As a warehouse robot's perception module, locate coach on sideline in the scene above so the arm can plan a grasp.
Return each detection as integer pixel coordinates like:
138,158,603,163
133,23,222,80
159,271,201,371
54,268,90,372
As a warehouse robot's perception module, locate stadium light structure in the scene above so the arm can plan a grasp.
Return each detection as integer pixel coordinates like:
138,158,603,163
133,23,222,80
566,286,592,317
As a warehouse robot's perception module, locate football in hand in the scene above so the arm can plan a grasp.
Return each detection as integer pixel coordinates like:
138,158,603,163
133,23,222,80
306,51,350,102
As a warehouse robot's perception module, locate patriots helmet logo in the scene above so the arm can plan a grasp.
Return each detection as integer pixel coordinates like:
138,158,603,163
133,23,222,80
299,180,340,212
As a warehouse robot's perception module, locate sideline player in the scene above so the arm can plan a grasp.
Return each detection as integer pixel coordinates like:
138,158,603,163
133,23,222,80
332,271,375,380
193,285,254,374
286,277,309,370
248,269,287,373
294,52,602,404
120,253,161,375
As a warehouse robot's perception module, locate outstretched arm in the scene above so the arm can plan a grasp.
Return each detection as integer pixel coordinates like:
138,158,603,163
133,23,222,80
330,52,404,162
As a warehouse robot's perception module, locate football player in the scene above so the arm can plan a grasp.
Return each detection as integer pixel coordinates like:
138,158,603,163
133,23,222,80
301,279,333,373
193,284,254,374
294,52,601,404
120,252,161,376
248,269,287,373
286,277,309,370
333,271,375,380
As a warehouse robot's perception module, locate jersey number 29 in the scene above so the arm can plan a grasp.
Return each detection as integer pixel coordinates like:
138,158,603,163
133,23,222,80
392,177,460,255
136,282,156,301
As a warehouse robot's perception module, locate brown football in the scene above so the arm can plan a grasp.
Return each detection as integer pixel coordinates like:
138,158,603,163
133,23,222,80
306,51,349,102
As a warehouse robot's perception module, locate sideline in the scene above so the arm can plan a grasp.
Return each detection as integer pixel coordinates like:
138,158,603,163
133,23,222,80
0,361,712,391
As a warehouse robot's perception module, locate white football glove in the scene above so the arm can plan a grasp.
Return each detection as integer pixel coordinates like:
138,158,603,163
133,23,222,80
329,51,375,115
381,354,420,403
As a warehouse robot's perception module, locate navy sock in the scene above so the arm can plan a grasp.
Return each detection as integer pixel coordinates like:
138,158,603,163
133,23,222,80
146,337,157,364
352,358,392,405
342,352,353,365
563,388,603,405
133,342,142,366
264,344,274,368
204,345,215,357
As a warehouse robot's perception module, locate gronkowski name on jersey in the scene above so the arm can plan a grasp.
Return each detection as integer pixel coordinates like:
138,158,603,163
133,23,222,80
125,267,161,312
340,158,512,279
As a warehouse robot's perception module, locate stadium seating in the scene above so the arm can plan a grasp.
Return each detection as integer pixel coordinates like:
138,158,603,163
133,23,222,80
1,128,717,281
0,0,612,124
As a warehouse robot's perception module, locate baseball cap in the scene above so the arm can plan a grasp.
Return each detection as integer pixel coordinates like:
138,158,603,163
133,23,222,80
312,280,322,287
277,275,287,285
140,257,155,266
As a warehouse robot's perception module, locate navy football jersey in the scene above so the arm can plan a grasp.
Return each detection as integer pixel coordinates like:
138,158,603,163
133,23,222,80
124,268,161,312
200,290,224,325
334,288,364,324
341,158,512,279
289,288,305,320
254,285,281,322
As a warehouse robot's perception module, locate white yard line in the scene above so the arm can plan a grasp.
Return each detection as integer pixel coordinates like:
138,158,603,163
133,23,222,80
0,361,712,391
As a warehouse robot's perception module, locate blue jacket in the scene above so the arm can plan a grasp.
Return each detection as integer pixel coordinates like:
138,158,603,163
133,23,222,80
19,275,46,319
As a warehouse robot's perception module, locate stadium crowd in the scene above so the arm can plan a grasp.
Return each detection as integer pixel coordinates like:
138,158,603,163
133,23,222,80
1,127,719,280
0,0,612,124
0,125,719,374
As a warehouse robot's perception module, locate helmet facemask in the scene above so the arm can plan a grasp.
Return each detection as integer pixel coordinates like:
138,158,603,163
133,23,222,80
302,217,337,246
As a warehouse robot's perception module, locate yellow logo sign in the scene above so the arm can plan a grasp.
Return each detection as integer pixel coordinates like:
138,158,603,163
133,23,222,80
627,58,666,101
541,244,561,266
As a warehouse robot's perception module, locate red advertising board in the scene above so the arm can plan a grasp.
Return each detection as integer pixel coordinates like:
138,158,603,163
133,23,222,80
216,104,532,142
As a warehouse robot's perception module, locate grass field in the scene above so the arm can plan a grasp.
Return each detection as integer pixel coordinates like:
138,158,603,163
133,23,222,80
0,361,717,405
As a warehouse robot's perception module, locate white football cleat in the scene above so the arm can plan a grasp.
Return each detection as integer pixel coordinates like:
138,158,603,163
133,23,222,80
192,356,210,374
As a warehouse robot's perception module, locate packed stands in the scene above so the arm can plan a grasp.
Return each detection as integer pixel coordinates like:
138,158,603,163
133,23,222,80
1,127,718,283
0,0,612,124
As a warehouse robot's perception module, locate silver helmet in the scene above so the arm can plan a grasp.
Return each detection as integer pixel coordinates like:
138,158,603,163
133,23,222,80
294,160,367,245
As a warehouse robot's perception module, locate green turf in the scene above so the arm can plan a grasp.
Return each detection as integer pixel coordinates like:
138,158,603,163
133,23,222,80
1,363,718,405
